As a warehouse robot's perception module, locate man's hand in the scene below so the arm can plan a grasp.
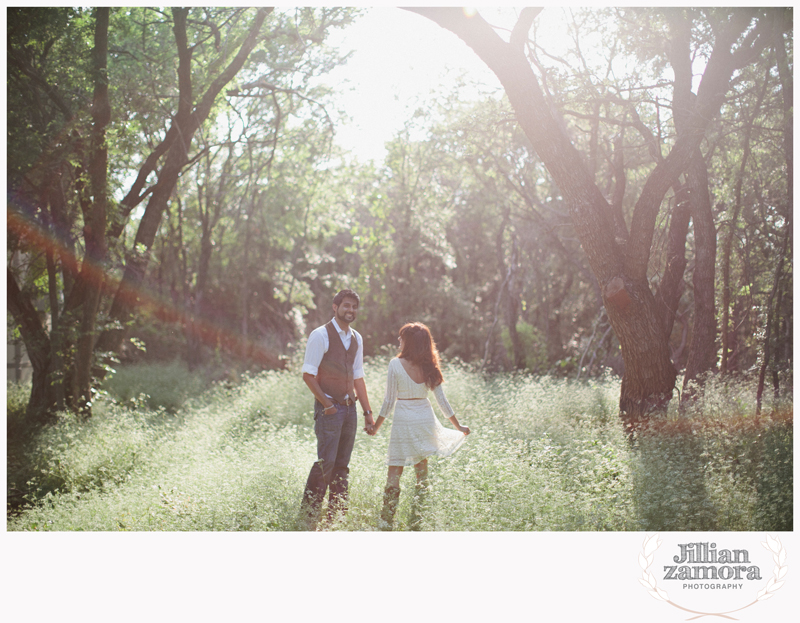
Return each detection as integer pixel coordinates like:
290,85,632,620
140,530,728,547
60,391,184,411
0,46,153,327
363,413,375,435
303,373,337,416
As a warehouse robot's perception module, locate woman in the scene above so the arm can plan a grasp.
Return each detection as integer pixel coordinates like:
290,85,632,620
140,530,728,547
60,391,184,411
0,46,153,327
368,322,471,530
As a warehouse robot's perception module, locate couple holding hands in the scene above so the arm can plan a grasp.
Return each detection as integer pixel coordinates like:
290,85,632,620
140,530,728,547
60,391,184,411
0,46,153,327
300,289,471,530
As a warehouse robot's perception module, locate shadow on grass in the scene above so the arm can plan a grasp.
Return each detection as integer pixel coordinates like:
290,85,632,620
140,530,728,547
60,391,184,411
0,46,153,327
630,409,792,531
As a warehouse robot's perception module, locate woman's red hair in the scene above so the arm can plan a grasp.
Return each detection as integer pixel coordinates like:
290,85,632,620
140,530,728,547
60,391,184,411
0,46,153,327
398,322,444,389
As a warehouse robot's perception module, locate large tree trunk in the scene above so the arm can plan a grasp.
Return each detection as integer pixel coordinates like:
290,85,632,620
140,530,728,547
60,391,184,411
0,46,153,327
74,7,110,413
409,7,769,422
606,277,677,428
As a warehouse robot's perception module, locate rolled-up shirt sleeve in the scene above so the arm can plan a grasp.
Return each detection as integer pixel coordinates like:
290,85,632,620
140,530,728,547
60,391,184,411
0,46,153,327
301,328,326,376
352,331,365,380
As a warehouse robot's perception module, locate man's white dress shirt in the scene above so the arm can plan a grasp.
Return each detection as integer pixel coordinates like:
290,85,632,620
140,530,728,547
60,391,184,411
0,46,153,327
302,318,365,399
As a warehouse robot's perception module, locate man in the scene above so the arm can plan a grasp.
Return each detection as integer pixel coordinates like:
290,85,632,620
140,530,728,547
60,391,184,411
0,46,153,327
300,289,374,528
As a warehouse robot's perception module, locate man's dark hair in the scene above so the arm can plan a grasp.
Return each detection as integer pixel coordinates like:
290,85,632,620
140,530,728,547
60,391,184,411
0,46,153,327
333,288,360,307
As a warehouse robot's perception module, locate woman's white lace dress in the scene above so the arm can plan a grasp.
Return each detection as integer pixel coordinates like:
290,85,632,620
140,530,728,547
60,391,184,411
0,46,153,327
378,357,466,467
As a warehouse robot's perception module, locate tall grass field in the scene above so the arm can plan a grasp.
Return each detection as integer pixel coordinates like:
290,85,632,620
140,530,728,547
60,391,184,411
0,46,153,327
6,359,792,531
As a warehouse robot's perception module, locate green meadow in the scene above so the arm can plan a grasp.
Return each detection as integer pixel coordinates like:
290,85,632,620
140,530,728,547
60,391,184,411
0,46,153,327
6,360,792,532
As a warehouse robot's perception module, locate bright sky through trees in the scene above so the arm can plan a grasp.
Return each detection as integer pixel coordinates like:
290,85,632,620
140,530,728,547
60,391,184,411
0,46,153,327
317,7,706,163
319,7,509,162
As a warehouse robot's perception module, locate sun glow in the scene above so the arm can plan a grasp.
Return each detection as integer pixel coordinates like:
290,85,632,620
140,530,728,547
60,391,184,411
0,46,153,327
318,7,580,163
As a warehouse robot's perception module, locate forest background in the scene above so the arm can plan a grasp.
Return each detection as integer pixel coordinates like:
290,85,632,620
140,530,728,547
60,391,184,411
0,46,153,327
7,6,792,424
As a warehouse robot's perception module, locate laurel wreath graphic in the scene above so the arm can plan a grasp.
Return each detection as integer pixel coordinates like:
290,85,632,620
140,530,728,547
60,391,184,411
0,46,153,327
638,533,788,620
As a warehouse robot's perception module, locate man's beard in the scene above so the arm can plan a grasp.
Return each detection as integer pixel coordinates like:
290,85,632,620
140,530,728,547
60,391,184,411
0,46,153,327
337,309,356,324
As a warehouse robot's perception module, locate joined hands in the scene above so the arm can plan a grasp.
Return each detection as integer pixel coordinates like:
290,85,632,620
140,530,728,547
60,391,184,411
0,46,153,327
363,414,378,436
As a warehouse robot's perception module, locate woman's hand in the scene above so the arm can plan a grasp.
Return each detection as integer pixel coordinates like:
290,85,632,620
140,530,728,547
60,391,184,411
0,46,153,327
457,424,471,435
366,416,385,437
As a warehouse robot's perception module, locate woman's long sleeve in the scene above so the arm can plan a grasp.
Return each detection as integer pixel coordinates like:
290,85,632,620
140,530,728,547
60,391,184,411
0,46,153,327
432,383,455,418
377,360,399,420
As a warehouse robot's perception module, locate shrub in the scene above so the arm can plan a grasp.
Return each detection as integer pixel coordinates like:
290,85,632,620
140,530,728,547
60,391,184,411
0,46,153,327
19,400,169,499
102,360,210,412
6,381,30,438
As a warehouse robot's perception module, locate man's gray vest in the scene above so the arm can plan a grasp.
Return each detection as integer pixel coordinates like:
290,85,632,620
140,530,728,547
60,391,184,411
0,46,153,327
317,321,357,403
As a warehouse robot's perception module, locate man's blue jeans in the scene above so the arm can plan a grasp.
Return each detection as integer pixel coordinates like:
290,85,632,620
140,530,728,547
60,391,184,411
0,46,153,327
302,401,358,519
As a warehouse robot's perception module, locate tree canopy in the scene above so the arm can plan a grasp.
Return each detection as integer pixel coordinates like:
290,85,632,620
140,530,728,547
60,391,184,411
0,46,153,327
7,7,792,429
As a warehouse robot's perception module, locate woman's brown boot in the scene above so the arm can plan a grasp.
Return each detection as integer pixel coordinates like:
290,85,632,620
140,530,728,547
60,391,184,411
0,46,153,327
409,480,429,531
379,485,401,531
